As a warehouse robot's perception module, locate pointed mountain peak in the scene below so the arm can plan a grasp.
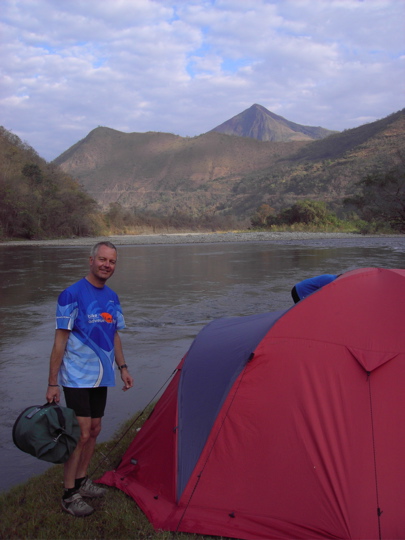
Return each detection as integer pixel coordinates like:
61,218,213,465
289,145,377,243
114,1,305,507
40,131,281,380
210,104,337,142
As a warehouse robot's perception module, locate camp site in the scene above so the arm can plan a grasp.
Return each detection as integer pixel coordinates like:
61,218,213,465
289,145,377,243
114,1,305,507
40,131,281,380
98,267,405,540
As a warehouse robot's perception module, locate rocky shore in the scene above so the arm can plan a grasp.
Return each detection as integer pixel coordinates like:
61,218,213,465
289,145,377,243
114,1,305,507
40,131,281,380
0,231,372,247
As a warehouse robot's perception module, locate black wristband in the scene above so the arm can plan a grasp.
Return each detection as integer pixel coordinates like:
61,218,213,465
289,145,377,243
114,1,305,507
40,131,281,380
118,363,128,370
48,384,60,387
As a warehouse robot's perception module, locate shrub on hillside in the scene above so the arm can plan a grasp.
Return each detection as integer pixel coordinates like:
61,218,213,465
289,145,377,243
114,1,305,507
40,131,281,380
251,200,341,229
344,161,405,233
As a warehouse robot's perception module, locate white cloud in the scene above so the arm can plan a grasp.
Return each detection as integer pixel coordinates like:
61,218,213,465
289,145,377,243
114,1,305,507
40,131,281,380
0,0,404,160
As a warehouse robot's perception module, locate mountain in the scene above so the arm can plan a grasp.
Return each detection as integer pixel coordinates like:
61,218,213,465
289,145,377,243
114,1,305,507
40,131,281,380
54,108,405,219
54,128,308,211
210,104,337,142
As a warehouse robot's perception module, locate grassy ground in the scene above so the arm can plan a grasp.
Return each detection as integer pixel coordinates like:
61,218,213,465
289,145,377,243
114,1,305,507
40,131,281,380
0,410,225,540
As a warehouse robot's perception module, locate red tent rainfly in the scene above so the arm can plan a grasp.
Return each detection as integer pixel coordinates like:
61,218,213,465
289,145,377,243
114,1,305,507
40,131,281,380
99,267,405,540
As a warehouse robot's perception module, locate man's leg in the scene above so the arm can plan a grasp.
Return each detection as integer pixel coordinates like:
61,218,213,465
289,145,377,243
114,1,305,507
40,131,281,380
64,416,92,490
61,416,94,517
76,417,102,479
61,387,107,514
75,417,107,499
62,387,106,487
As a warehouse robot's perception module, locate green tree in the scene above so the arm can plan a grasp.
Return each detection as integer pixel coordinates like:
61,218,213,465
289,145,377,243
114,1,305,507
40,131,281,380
250,199,342,229
251,204,275,227
105,202,127,230
22,163,43,185
278,200,332,226
345,161,405,232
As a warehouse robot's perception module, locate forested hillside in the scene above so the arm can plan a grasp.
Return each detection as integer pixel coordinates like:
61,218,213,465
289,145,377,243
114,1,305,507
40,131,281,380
0,127,100,239
232,109,405,216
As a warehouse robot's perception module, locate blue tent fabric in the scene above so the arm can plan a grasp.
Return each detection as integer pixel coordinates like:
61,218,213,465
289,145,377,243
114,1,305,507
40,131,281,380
177,309,286,499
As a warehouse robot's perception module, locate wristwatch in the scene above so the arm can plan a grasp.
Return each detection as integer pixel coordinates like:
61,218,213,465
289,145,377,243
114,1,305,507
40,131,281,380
118,363,128,370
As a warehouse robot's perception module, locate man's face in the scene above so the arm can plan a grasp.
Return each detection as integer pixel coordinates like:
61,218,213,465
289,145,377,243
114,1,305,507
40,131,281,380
89,245,117,283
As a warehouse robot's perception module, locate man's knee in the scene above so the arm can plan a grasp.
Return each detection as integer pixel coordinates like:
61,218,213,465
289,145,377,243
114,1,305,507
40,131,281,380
90,419,102,439
76,417,92,444
77,428,91,446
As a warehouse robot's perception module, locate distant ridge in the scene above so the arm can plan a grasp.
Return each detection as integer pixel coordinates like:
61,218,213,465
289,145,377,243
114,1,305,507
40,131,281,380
52,108,404,220
210,103,337,142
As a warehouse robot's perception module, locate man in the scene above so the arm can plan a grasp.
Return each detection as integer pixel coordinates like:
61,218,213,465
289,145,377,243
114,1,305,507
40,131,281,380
291,274,339,303
46,241,133,517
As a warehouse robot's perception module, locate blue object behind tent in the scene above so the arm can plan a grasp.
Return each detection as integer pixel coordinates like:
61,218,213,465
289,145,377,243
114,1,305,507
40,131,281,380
177,310,286,499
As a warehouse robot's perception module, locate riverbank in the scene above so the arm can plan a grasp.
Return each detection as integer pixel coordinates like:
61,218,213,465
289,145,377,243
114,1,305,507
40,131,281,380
0,230,388,247
0,411,200,540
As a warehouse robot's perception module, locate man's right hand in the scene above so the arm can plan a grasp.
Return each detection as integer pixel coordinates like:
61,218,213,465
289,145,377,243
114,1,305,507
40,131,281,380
46,386,60,403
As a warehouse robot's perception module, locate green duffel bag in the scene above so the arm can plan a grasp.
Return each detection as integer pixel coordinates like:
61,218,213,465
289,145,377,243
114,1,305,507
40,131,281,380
12,402,80,464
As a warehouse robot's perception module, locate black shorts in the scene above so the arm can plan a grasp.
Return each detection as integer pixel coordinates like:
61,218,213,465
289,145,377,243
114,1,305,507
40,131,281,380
63,387,108,418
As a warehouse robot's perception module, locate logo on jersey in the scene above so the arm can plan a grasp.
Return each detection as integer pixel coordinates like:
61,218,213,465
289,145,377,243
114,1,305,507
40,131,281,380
88,312,115,324
101,312,113,323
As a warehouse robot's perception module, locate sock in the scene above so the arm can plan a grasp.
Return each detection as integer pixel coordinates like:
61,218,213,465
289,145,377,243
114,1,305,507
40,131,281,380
63,487,77,500
75,476,87,490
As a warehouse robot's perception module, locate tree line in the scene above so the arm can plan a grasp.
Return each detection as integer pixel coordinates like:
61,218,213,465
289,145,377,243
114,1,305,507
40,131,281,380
0,127,99,239
250,158,405,233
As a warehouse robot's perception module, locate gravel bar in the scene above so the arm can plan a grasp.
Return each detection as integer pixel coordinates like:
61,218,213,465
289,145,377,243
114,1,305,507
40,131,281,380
0,231,378,247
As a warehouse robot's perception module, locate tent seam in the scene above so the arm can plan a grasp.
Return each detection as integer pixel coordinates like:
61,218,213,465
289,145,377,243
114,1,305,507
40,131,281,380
269,336,402,354
367,373,383,540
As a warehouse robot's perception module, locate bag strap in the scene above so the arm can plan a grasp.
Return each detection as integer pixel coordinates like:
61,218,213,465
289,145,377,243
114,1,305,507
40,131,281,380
38,402,67,431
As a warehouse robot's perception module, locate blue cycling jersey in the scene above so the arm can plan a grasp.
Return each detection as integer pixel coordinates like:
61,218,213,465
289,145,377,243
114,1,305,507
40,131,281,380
56,278,125,388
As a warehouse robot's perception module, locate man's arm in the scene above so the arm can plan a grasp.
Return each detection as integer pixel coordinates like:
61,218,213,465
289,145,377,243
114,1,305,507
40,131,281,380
46,329,70,403
114,332,134,392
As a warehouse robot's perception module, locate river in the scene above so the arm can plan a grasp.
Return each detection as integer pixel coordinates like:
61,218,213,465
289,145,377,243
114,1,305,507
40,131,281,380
0,234,404,492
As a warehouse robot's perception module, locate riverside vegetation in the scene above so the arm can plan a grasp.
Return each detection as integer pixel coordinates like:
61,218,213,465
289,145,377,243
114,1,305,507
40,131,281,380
0,408,224,540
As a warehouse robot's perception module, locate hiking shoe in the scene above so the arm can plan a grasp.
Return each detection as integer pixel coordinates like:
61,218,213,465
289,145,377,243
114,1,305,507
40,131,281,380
61,493,94,517
79,477,107,498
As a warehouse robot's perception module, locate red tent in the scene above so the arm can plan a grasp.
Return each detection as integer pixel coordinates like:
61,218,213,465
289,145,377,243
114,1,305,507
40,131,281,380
99,268,405,539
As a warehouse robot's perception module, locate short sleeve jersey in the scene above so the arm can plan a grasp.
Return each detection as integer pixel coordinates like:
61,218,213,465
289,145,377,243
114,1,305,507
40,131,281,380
56,278,125,388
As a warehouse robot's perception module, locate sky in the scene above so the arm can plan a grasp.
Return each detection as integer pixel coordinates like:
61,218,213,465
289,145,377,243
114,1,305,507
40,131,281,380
1,0,404,162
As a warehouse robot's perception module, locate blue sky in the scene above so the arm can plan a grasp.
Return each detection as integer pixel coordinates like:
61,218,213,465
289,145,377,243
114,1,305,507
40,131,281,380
1,0,404,161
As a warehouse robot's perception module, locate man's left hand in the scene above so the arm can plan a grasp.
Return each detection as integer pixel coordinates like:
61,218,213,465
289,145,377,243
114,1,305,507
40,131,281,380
121,370,134,391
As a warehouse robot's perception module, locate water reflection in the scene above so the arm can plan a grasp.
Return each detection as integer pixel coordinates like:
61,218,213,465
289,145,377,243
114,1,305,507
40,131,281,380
0,237,404,491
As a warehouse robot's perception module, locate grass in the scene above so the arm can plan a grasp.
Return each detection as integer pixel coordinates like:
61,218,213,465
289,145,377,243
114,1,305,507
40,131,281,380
0,409,224,540
249,222,361,233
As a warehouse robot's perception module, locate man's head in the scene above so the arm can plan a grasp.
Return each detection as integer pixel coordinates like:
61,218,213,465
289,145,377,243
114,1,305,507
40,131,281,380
90,241,117,259
87,242,118,287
